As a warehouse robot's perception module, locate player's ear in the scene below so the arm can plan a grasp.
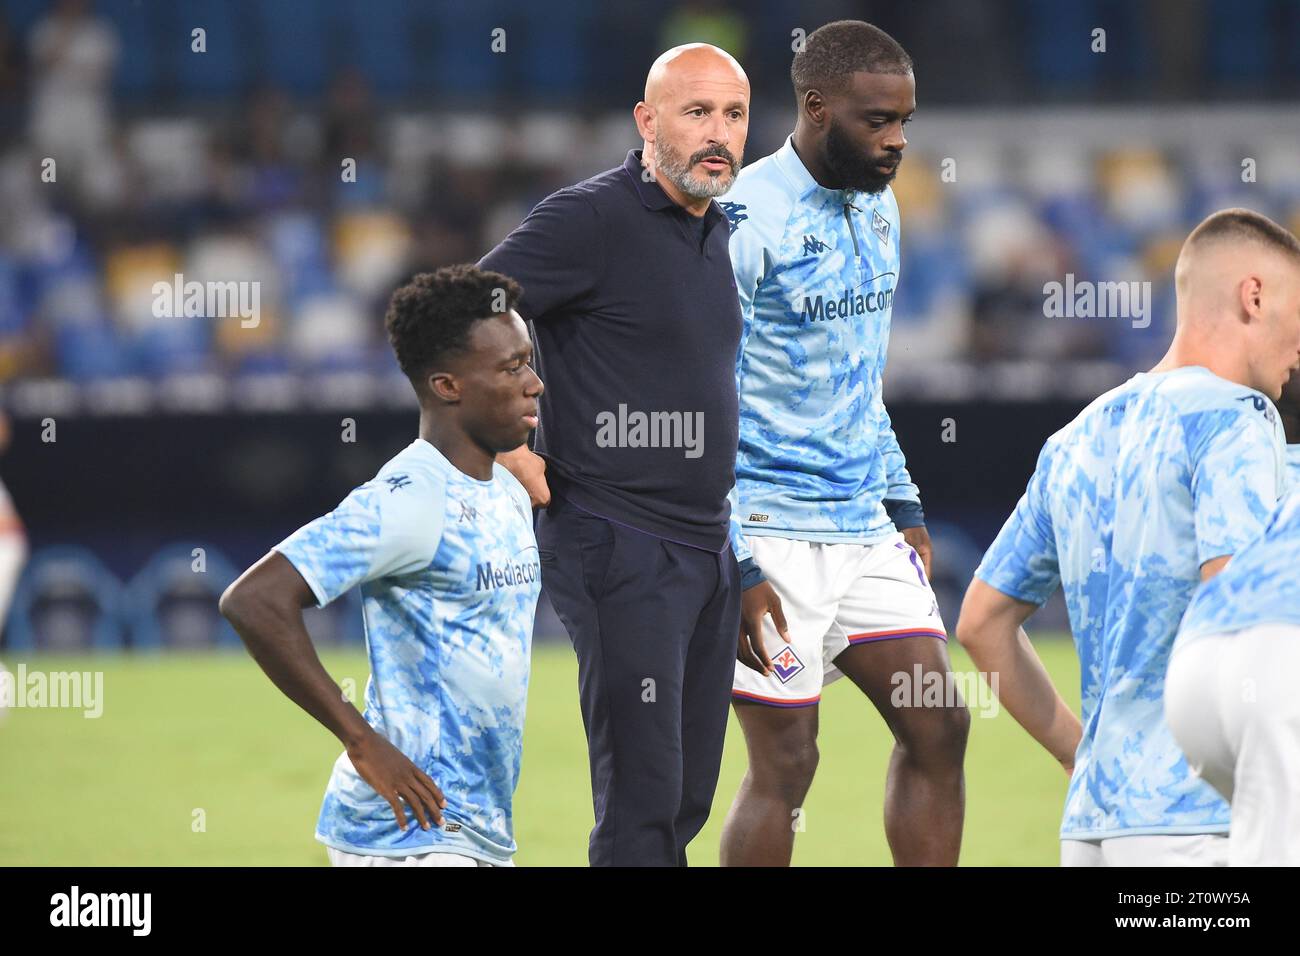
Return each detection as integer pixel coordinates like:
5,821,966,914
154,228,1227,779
428,370,461,404
1239,274,1264,321
802,89,826,127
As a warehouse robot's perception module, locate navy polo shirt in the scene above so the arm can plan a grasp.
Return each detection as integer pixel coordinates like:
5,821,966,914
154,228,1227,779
479,149,741,551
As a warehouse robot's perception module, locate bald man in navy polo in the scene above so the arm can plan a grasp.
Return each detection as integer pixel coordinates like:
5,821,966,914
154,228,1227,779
482,44,782,866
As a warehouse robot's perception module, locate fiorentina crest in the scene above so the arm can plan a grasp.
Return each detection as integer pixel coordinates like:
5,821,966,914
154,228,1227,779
771,646,804,684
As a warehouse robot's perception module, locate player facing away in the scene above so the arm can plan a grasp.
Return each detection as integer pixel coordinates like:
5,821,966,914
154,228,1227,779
1168,488,1300,865
719,21,969,867
220,266,544,867
956,209,1300,867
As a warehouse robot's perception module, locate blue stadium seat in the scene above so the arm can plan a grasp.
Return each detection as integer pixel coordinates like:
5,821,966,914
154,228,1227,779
56,320,131,380
127,316,212,376
6,545,126,651
234,350,292,375
0,254,28,338
124,542,241,650
266,212,334,307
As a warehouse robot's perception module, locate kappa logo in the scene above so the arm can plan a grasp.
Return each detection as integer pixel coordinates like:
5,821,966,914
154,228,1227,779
871,210,890,242
719,201,748,233
772,646,804,684
802,234,829,255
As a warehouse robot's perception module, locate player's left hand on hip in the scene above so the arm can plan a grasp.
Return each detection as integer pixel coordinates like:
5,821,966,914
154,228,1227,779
902,525,933,580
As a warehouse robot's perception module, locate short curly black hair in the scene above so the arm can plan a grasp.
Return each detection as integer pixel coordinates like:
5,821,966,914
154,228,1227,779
791,20,912,100
384,264,523,385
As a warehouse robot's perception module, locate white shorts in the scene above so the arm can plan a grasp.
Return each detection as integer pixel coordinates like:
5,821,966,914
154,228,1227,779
1166,623,1300,866
1061,834,1228,867
732,533,946,707
326,846,499,867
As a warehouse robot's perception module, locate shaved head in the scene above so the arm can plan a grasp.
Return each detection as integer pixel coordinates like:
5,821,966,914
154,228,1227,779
1167,208,1300,399
1175,208,1300,305
634,44,750,209
1175,235,1298,324
644,43,748,105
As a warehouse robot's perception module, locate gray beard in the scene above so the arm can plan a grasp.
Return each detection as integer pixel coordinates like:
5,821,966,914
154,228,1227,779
653,140,735,200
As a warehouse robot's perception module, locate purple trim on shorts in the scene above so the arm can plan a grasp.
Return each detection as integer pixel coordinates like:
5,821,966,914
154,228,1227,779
731,690,820,708
846,628,948,645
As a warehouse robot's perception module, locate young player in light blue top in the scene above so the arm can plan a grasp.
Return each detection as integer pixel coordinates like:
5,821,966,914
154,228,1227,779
221,266,544,867
957,209,1300,867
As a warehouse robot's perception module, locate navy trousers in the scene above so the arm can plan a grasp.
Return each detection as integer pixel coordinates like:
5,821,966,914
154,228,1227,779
536,497,741,866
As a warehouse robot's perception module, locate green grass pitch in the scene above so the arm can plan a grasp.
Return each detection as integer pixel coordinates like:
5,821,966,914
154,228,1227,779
0,638,1079,865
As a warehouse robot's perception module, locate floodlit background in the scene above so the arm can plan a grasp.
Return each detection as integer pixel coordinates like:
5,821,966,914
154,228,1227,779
0,0,1297,865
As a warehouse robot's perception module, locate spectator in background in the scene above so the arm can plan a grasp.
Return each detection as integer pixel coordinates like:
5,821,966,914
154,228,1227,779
240,86,306,210
324,69,384,209
324,69,377,162
968,220,1068,362
1150,0,1206,99
27,0,118,196
969,251,1049,361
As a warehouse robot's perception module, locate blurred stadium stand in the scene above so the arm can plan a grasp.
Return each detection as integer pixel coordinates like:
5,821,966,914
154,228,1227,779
1,0,1298,648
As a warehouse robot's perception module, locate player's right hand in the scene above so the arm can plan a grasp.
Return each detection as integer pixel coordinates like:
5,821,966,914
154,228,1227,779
499,446,550,508
347,730,447,831
737,580,790,675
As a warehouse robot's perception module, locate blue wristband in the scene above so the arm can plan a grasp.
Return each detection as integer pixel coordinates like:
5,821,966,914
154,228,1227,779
738,557,766,591
884,498,925,531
